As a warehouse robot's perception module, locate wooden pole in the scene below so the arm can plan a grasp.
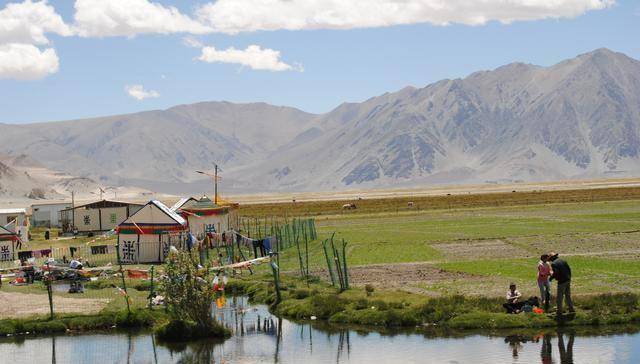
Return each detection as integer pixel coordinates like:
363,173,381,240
322,240,336,286
342,239,349,289
46,262,54,319
270,260,282,304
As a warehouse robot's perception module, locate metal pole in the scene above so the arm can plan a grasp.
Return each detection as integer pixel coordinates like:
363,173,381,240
214,164,218,204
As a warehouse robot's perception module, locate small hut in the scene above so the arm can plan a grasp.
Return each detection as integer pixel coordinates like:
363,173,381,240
0,225,19,262
116,200,187,264
179,196,238,236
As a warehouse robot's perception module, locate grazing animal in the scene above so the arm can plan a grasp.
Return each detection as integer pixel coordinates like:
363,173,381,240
407,201,414,207
342,203,357,210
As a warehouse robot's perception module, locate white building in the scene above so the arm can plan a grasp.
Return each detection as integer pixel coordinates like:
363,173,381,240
117,200,188,263
59,200,144,233
31,201,73,228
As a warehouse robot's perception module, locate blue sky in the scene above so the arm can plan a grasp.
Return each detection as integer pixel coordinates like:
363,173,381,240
1,0,639,124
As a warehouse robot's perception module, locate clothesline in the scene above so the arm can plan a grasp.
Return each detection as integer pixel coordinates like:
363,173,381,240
210,256,271,271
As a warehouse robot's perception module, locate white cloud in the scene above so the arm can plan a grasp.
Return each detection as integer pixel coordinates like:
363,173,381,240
0,1,69,80
0,43,59,80
197,44,302,72
183,36,203,48
125,84,160,100
0,0,73,45
74,0,211,37
196,0,614,33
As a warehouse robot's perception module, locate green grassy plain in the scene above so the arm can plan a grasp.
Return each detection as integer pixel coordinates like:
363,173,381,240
3,189,639,322
269,198,640,297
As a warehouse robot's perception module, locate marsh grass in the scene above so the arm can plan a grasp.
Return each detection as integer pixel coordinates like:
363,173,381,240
228,275,640,330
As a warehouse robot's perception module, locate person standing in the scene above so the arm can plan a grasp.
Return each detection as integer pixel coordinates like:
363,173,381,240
537,254,553,308
549,252,575,314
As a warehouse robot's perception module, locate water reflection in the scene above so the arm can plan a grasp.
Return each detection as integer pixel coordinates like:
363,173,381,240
505,331,576,364
1,297,638,364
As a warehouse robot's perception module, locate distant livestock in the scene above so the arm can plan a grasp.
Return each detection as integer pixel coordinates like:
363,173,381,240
342,203,357,210
407,201,414,207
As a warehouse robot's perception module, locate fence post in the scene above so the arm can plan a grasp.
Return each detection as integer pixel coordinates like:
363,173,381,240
148,266,155,309
116,246,131,314
46,262,54,320
342,239,349,290
270,260,282,304
322,240,336,287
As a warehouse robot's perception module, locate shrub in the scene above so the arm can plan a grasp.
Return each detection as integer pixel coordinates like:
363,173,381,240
371,300,388,311
290,289,310,299
161,250,219,334
365,285,375,296
116,310,155,328
156,319,230,341
0,321,15,335
354,298,369,310
579,293,638,315
310,294,345,319
156,319,195,341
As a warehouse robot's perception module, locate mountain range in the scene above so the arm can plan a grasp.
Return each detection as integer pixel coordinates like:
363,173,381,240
1,48,639,197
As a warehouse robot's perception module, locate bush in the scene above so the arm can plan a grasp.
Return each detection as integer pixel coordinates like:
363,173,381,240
290,289,311,299
30,320,67,334
67,315,114,331
116,310,155,328
161,250,218,332
310,294,345,319
371,300,388,311
0,321,15,335
156,319,195,341
155,319,230,341
579,293,638,315
354,298,369,310
365,284,375,296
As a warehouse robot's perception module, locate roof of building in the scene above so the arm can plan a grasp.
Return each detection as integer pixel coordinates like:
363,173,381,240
0,225,17,236
170,197,197,211
61,200,144,211
0,208,27,215
151,200,186,225
31,201,73,208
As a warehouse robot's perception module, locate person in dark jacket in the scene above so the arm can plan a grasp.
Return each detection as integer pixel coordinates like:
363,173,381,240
548,252,575,314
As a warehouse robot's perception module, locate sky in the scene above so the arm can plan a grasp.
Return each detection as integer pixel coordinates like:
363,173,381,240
0,0,639,124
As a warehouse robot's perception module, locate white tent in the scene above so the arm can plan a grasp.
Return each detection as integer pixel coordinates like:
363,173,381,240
116,200,187,264
0,225,18,262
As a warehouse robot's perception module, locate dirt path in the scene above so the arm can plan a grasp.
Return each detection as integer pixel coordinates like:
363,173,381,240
313,262,479,294
0,291,109,318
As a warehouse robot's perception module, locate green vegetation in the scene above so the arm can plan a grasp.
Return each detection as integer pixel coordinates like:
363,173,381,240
157,250,230,341
228,275,640,330
4,188,640,335
262,198,640,297
0,309,164,336
238,186,640,218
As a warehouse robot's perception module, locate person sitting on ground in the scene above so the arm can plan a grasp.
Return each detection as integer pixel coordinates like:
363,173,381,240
503,283,524,314
548,252,575,314
537,254,553,307
69,258,83,270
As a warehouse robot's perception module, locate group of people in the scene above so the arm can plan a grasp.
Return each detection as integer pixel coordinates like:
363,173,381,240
504,252,574,315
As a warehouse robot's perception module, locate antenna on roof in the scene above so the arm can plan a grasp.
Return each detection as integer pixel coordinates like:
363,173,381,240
196,163,222,204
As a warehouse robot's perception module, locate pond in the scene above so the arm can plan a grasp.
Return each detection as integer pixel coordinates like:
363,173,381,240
1,297,639,363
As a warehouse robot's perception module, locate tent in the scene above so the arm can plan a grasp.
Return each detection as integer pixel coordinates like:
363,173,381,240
116,200,187,264
0,225,18,262
180,196,238,236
